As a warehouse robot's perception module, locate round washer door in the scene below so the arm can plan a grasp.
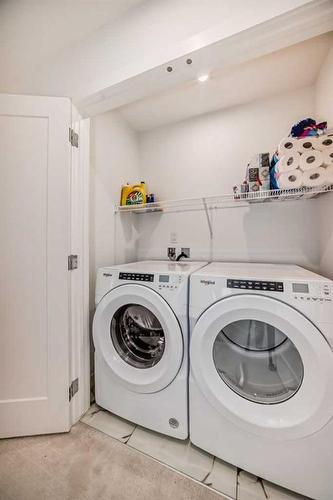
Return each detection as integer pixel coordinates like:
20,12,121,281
93,284,183,394
190,294,333,439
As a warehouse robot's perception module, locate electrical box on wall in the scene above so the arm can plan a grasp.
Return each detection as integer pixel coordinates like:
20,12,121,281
167,247,176,260
181,248,190,259
167,247,191,260
170,232,178,244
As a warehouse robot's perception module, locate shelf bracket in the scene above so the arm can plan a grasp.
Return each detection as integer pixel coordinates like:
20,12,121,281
203,198,213,239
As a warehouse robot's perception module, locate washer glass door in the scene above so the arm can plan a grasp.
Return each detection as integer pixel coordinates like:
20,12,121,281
111,304,165,369
93,284,183,394
213,319,304,404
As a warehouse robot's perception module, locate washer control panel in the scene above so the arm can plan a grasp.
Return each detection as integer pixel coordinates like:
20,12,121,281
227,279,284,292
119,272,154,282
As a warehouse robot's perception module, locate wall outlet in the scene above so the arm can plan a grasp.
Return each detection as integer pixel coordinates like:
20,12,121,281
167,247,176,260
181,247,190,258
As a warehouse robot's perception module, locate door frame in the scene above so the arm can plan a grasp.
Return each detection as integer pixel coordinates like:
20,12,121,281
69,106,90,425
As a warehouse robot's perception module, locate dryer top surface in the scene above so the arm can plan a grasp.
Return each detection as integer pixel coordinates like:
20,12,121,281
193,262,331,283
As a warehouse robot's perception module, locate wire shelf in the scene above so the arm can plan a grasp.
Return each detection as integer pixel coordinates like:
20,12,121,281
115,185,333,214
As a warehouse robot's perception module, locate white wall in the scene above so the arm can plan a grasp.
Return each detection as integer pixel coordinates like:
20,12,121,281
138,87,314,199
90,69,333,288
89,110,140,310
136,86,321,268
316,42,333,279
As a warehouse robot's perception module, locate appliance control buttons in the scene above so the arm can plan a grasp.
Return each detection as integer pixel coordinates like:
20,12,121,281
119,272,154,282
227,279,284,292
294,296,331,302
158,284,176,290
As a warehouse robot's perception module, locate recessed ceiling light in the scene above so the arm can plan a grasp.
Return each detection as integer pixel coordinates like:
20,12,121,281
198,74,209,82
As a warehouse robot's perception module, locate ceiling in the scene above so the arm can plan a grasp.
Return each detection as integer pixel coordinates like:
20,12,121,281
0,0,320,101
0,0,145,93
118,33,332,131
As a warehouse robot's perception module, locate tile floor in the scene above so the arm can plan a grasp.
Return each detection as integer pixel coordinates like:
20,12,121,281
82,404,310,500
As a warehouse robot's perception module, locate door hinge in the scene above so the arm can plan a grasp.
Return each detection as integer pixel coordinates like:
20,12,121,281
69,127,79,148
68,254,78,270
69,378,79,402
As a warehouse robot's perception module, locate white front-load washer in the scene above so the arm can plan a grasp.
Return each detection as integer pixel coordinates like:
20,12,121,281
93,260,207,439
189,262,333,499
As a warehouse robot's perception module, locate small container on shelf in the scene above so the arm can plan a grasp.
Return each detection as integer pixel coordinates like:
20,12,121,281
233,182,248,200
146,193,155,203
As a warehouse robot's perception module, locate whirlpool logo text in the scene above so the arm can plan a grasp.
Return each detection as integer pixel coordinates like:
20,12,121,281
200,279,216,286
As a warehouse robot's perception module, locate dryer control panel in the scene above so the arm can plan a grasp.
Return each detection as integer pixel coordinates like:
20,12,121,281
227,279,284,292
292,282,332,302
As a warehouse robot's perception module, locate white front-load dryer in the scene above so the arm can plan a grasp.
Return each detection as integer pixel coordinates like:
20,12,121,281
189,262,333,499
93,260,206,439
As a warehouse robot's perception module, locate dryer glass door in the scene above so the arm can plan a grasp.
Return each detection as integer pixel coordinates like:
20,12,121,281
190,294,333,439
213,319,304,404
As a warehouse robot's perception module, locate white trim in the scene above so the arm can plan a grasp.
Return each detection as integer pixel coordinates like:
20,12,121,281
69,106,90,425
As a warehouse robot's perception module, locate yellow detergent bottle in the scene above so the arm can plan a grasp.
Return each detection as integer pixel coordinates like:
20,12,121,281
120,182,147,206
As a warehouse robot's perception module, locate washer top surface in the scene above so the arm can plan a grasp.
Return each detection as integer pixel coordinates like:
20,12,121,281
108,260,207,276
194,262,330,282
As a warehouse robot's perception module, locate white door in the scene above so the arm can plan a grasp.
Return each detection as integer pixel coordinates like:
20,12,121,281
93,284,183,393
190,294,333,440
0,94,71,437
